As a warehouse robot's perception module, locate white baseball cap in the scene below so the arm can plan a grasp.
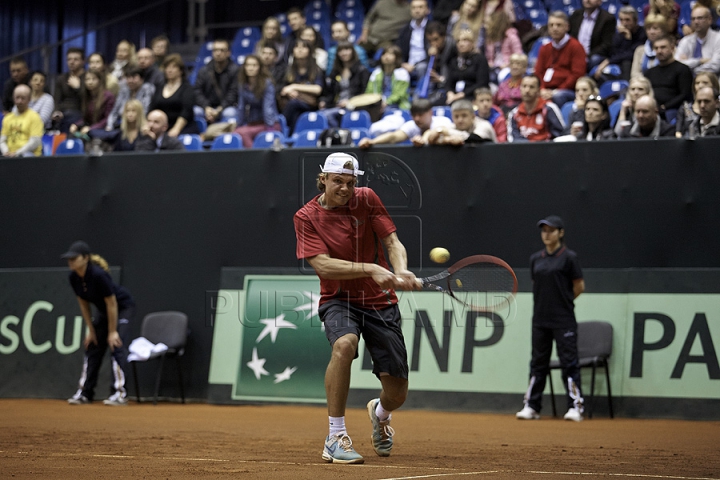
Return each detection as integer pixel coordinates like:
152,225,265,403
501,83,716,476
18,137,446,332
320,152,364,176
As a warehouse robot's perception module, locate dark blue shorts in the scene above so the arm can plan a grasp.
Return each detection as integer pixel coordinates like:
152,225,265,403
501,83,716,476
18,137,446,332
319,300,408,380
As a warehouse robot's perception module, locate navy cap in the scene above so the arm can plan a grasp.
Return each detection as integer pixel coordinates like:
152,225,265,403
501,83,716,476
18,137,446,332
60,241,90,259
537,215,564,229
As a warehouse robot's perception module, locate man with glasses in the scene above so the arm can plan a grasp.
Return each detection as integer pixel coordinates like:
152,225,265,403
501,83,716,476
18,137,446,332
675,5,720,75
193,39,239,125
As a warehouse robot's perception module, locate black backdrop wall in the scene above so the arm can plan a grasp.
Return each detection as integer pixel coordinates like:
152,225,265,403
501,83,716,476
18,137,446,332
1,138,719,399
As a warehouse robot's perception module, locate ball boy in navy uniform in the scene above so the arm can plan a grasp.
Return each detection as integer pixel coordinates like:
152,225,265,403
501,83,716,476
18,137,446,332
62,241,135,406
516,216,586,422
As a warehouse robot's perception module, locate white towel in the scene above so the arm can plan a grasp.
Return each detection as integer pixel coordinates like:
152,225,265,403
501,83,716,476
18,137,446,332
127,337,169,362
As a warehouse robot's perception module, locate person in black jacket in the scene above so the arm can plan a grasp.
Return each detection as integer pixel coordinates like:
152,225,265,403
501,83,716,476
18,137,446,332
687,87,720,137
63,241,135,406
193,39,239,125
396,0,431,85
320,42,371,128
444,29,489,105
569,0,616,71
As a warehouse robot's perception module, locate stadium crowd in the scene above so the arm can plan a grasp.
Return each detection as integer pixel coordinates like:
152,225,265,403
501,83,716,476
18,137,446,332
2,0,720,156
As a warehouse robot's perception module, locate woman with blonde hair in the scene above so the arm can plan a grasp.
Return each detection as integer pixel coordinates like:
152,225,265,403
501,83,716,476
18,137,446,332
445,29,490,105
614,75,655,135
643,0,681,35
565,76,599,135
114,99,146,151
630,13,670,78
449,0,484,45
484,10,522,84
256,17,285,60
62,241,135,406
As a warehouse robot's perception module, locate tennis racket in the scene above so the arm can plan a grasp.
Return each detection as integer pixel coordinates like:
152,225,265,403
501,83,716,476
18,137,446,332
417,255,518,312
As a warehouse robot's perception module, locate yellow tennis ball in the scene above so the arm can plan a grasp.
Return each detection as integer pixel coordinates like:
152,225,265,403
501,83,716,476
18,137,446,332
429,247,450,264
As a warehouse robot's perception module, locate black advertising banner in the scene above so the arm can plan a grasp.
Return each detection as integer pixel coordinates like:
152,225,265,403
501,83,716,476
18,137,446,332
0,268,120,399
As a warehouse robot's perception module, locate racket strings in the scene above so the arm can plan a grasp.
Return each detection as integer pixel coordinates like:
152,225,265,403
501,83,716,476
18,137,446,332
449,263,516,309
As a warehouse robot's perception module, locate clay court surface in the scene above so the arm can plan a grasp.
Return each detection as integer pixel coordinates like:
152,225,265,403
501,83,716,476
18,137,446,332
2,399,719,479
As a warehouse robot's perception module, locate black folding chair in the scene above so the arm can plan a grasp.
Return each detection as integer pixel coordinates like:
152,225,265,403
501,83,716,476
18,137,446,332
549,321,614,418
130,311,188,405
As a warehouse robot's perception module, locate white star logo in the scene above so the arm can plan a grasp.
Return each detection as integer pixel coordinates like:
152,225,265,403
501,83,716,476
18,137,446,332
246,347,269,380
274,366,297,384
255,313,297,343
294,291,320,320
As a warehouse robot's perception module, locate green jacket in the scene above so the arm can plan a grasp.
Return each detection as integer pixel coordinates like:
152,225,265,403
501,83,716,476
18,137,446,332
365,67,411,111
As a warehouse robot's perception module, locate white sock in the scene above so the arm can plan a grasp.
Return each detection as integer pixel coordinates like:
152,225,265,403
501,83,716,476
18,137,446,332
375,400,391,421
329,416,346,437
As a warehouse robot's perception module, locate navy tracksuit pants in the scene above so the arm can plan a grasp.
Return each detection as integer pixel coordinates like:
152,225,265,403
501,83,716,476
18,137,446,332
74,307,133,401
524,323,584,413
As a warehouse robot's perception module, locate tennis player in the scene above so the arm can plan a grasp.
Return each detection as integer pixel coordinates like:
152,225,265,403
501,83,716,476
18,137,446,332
516,215,586,422
294,152,420,464
62,241,135,406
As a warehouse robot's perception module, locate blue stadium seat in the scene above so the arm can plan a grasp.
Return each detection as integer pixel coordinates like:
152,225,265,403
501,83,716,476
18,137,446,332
345,20,363,43
179,134,203,151
599,80,629,99
277,114,290,137
309,21,332,48
350,128,371,145
337,0,363,10
432,106,453,119
275,13,290,37
232,37,257,57
211,133,244,150
41,133,55,156
340,110,372,129
188,41,213,85
590,63,622,78
561,101,574,125
629,0,646,24
528,37,551,69
678,2,693,33
549,0,581,16
195,117,208,133
527,8,549,30
293,111,328,135
252,130,286,148
601,0,620,16
336,7,365,23
520,0,544,12
55,138,85,155
305,0,331,17
383,108,412,123
608,98,622,127
293,129,321,147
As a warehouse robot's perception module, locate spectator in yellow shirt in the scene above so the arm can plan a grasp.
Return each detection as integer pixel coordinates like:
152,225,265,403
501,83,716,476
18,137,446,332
1,84,44,156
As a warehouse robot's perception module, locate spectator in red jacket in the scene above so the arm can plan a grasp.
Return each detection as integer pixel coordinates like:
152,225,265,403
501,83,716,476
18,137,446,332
474,87,507,142
508,75,565,142
534,11,587,107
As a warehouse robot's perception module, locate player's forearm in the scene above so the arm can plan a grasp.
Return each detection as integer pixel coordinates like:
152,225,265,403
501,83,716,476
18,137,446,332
573,279,585,299
77,298,94,328
386,241,409,274
105,296,119,333
308,255,389,280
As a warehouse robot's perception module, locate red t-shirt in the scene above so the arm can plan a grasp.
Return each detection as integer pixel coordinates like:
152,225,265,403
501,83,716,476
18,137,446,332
294,187,398,308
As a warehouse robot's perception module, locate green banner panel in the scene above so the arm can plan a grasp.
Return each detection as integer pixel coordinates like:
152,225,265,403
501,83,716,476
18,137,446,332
209,277,720,404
